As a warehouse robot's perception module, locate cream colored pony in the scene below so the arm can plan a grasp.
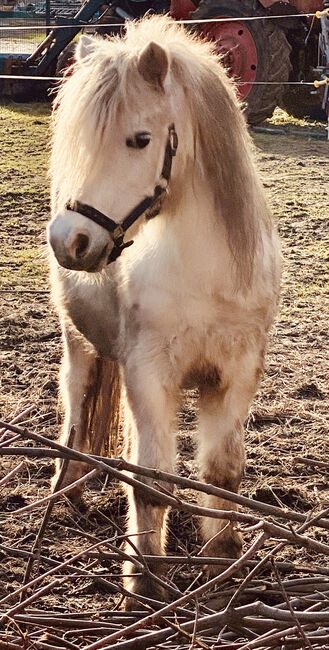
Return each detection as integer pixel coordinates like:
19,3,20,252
48,15,281,605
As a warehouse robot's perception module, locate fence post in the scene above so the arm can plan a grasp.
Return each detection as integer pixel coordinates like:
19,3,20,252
46,0,50,35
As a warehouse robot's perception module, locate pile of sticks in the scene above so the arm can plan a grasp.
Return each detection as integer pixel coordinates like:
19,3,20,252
1,417,329,649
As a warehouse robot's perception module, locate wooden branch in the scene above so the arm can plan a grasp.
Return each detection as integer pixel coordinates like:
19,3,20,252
101,601,329,650
2,439,329,532
293,456,329,470
4,542,329,590
2,432,329,562
0,537,117,609
21,425,78,594
0,640,24,650
0,435,21,448
0,543,188,615
82,531,268,650
237,625,312,650
225,507,329,611
84,551,329,576
61,520,206,617
2,419,329,647
75,530,185,602
42,633,80,650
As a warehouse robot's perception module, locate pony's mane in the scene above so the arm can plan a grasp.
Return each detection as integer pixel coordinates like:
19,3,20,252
51,15,272,286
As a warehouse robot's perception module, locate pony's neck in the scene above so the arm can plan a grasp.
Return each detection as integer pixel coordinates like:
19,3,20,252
137,157,234,291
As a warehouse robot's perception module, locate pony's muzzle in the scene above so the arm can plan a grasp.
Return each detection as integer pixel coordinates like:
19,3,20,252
48,211,110,272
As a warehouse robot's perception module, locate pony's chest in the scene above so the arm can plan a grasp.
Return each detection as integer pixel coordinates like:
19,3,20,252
121,239,265,347
122,264,266,359
126,282,238,338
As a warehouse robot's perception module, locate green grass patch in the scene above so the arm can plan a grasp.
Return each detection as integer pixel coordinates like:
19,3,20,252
0,101,50,289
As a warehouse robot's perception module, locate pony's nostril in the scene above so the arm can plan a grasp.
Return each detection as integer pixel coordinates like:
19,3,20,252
74,233,89,259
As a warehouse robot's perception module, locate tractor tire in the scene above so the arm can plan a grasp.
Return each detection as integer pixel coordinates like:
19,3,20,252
189,0,292,124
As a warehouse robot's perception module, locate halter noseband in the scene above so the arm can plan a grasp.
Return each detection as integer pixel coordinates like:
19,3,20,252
66,124,178,264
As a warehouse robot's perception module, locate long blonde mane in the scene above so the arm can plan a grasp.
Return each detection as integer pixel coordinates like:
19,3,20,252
51,15,272,285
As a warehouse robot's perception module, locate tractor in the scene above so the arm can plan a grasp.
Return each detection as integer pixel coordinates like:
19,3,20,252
176,0,329,123
1,0,328,123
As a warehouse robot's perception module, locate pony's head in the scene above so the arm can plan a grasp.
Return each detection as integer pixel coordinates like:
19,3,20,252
48,23,184,272
48,16,266,282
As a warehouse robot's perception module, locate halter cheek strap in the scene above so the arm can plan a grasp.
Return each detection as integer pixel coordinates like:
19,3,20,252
65,123,178,264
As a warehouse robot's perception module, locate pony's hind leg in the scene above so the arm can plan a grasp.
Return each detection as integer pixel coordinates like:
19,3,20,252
197,347,264,567
122,355,179,606
53,323,120,499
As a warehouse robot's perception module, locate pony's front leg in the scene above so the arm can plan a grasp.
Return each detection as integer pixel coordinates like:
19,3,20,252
122,354,179,605
51,326,95,497
197,348,263,568
53,323,119,500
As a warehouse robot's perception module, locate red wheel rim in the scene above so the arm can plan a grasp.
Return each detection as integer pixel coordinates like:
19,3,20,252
200,18,258,99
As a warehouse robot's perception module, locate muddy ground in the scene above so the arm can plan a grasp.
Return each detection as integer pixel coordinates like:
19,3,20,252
0,102,328,618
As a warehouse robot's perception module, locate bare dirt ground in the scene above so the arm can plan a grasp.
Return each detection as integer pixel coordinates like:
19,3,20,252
0,102,328,643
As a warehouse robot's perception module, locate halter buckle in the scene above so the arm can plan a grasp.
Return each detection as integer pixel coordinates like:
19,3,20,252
111,224,125,244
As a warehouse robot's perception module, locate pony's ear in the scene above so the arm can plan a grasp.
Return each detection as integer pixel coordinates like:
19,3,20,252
137,41,168,89
76,35,97,62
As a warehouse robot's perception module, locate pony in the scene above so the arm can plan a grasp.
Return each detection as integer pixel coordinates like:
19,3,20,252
47,14,281,607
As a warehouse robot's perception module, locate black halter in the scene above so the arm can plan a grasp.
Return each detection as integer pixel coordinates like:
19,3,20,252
66,124,178,264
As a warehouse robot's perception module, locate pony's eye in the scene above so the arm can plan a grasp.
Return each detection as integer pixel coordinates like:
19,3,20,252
126,132,151,149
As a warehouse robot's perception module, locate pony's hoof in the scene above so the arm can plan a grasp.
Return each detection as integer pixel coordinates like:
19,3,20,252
63,486,84,503
123,575,167,610
204,593,232,610
123,596,147,612
203,527,243,579
51,463,87,503
53,479,84,503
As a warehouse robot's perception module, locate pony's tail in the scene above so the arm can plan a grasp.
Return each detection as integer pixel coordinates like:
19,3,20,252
86,357,122,459
52,357,122,500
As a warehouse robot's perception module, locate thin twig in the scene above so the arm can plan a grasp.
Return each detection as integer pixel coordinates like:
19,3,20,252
0,406,35,441
0,537,117,607
21,425,78,594
13,468,98,515
0,462,25,487
225,507,329,611
271,559,313,650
